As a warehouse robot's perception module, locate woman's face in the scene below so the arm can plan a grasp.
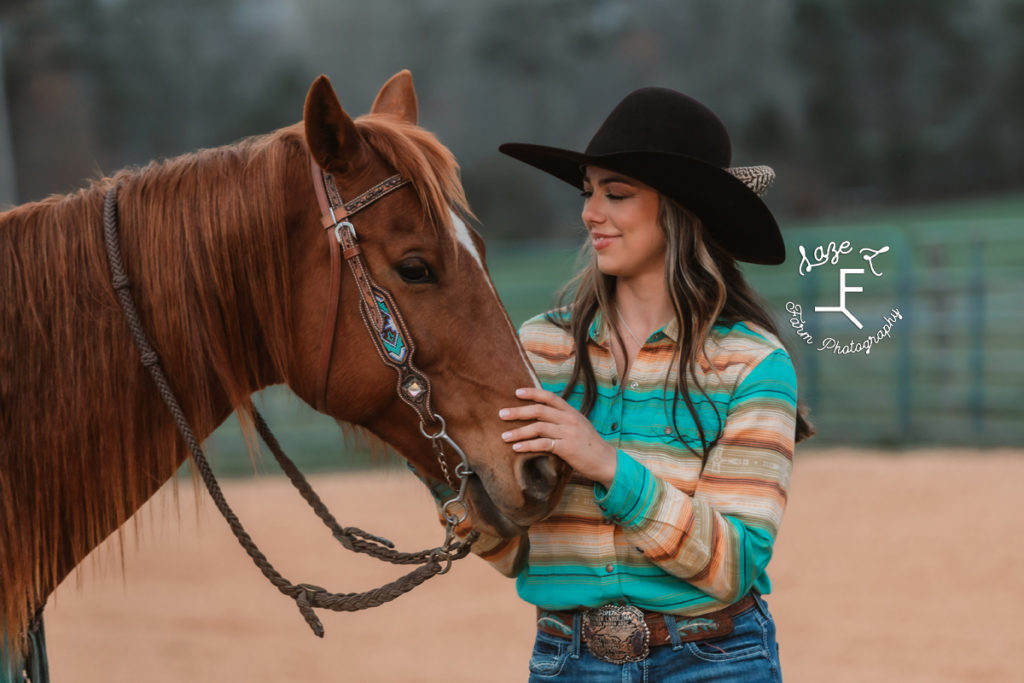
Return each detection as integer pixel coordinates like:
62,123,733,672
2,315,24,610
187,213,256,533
581,166,666,280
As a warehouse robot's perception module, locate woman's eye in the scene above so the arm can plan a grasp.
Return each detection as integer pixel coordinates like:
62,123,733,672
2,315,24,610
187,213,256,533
396,260,436,284
580,190,626,201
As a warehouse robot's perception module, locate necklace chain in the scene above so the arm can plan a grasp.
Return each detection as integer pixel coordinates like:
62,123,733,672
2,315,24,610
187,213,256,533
617,308,675,349
617,311,645,347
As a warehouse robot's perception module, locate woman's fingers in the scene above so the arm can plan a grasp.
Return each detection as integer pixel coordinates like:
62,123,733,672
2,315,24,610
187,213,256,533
500,421,555,445
510,437,558,453
498,402,561,423
499,387,575,423
514,386,571,410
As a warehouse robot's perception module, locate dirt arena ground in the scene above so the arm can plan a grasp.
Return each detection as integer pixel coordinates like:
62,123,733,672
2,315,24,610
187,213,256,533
43,449,1024,682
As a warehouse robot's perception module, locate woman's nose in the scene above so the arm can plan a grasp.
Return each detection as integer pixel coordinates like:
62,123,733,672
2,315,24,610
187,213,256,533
581,196,603,226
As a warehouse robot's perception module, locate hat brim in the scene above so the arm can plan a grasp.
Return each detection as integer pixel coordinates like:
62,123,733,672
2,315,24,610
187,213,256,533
498,142,784,265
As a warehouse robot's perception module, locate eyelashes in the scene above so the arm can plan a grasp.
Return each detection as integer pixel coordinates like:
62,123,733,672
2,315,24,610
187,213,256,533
580,190,627,201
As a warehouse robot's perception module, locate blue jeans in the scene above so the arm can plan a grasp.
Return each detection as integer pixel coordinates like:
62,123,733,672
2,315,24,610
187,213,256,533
527,594,782,682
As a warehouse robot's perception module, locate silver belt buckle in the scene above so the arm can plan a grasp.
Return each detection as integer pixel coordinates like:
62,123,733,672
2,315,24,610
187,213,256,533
582,604,650,664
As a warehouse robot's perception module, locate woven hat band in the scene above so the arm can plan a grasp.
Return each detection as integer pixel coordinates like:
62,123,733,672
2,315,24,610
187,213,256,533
727,165,775,197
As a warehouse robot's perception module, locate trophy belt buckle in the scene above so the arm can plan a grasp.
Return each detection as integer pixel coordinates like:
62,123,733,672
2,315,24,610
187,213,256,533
581,604,651,664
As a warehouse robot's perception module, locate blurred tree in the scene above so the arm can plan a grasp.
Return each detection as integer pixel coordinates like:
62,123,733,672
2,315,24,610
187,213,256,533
787,0,1017,209
2,0,306,201
991,0,1024,187
471,0,634,238
2,0,1022,221
788,0,866,211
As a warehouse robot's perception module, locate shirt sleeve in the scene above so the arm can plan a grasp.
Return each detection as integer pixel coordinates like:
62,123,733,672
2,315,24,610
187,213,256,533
593,348,796,603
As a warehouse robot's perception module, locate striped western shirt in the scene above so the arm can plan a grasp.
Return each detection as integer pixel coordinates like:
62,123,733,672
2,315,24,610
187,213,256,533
471,309,797,617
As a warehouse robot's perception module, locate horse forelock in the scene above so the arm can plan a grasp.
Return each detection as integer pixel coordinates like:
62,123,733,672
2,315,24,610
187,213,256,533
353,114,473,254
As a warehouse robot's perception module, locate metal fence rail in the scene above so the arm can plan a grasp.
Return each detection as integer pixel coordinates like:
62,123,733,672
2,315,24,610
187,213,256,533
748,218,1022,446
201,214,1023,476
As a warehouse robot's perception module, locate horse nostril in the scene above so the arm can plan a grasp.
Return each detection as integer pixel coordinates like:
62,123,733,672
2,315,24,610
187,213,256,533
517,454,561,503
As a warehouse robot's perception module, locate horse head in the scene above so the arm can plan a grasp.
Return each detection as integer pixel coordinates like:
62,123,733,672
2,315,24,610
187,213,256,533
286,72,569,538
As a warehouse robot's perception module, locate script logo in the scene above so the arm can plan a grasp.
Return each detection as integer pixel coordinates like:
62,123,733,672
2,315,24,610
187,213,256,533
786,240,903,356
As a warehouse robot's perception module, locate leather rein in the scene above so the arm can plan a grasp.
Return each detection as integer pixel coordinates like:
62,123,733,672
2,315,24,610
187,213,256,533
99,158,478,638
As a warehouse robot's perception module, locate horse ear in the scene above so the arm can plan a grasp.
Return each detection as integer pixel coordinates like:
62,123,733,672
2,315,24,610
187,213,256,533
304,75,364,173
370,69,418,124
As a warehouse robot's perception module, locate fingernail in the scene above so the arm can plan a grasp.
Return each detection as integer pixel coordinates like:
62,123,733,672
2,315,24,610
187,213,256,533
499,409,510,418
512,443,523,451
501,431,512,440
515,388,526,397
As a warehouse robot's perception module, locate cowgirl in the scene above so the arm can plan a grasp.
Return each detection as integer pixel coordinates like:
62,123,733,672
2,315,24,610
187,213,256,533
487,87,814,681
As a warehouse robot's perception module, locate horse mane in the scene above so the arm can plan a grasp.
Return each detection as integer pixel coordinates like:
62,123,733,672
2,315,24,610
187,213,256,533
0,110,470,649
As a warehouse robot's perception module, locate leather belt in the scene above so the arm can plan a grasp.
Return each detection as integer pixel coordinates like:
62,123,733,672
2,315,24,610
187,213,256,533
536,594,757,664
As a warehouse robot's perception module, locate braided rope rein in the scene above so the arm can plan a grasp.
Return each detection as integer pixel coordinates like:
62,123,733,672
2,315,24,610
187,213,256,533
101,185,476,637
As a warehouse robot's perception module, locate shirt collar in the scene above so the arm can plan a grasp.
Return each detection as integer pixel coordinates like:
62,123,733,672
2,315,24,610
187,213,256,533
588,310,680,345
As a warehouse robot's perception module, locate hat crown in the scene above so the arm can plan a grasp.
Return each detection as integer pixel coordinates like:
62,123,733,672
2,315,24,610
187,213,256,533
584,87,732,168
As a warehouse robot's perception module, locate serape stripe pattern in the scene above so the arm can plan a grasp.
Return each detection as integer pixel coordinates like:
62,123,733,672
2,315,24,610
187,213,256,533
472,310,797,617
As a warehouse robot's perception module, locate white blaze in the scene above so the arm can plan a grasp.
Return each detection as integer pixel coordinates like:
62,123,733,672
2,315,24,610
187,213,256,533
449,209,540,388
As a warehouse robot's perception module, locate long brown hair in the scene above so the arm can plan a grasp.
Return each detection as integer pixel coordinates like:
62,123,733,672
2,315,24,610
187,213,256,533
552,197,814,458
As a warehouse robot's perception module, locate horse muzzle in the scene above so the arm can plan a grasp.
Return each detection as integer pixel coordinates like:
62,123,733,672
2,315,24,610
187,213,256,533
464,453,566,538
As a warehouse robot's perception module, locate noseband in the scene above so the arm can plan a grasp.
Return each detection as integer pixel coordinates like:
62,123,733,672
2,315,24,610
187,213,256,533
99,157,479,638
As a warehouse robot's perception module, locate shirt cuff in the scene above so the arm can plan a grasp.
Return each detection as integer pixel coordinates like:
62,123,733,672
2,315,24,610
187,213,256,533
593,450,659,527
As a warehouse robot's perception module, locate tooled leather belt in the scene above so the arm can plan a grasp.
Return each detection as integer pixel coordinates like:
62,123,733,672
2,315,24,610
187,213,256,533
536,593,757,664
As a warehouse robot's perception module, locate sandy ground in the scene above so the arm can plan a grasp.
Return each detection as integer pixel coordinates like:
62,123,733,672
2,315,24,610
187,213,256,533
42,449,1024,683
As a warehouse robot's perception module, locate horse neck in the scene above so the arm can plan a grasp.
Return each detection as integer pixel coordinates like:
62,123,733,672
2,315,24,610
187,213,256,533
113,136,297,419
0,134,298,640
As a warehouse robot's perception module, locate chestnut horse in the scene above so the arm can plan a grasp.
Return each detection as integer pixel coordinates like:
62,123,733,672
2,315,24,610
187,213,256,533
0,71,567,673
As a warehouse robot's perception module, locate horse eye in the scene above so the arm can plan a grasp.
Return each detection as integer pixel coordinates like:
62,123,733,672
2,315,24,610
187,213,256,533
395,259,436,284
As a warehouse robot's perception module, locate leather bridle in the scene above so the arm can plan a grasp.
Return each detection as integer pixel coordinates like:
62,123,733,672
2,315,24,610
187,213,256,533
307,157,474,527
98,155,481,638
309,159,425,419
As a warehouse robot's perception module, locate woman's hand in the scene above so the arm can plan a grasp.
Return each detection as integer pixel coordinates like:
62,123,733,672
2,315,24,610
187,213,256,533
499,387,618,488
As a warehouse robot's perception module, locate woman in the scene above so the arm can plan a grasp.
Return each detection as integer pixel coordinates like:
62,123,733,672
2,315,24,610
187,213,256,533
483,87,814,681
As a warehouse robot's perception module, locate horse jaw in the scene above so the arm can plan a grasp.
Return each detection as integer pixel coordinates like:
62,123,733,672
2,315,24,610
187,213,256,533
464,475,528,539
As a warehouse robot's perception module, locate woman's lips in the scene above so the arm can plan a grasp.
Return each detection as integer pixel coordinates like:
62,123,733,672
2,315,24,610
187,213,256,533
591,234,619,250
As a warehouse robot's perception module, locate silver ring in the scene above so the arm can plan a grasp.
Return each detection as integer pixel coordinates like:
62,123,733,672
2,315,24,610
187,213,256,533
419,414,447,440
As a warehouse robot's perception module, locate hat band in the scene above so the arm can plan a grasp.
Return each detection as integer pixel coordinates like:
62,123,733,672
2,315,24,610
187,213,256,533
727,165,774,197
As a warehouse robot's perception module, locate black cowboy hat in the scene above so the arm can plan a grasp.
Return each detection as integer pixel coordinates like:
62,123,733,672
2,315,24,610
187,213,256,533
499,87,785,265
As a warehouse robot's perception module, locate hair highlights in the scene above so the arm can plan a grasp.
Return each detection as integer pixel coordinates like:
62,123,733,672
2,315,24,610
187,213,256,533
552,197,813,460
